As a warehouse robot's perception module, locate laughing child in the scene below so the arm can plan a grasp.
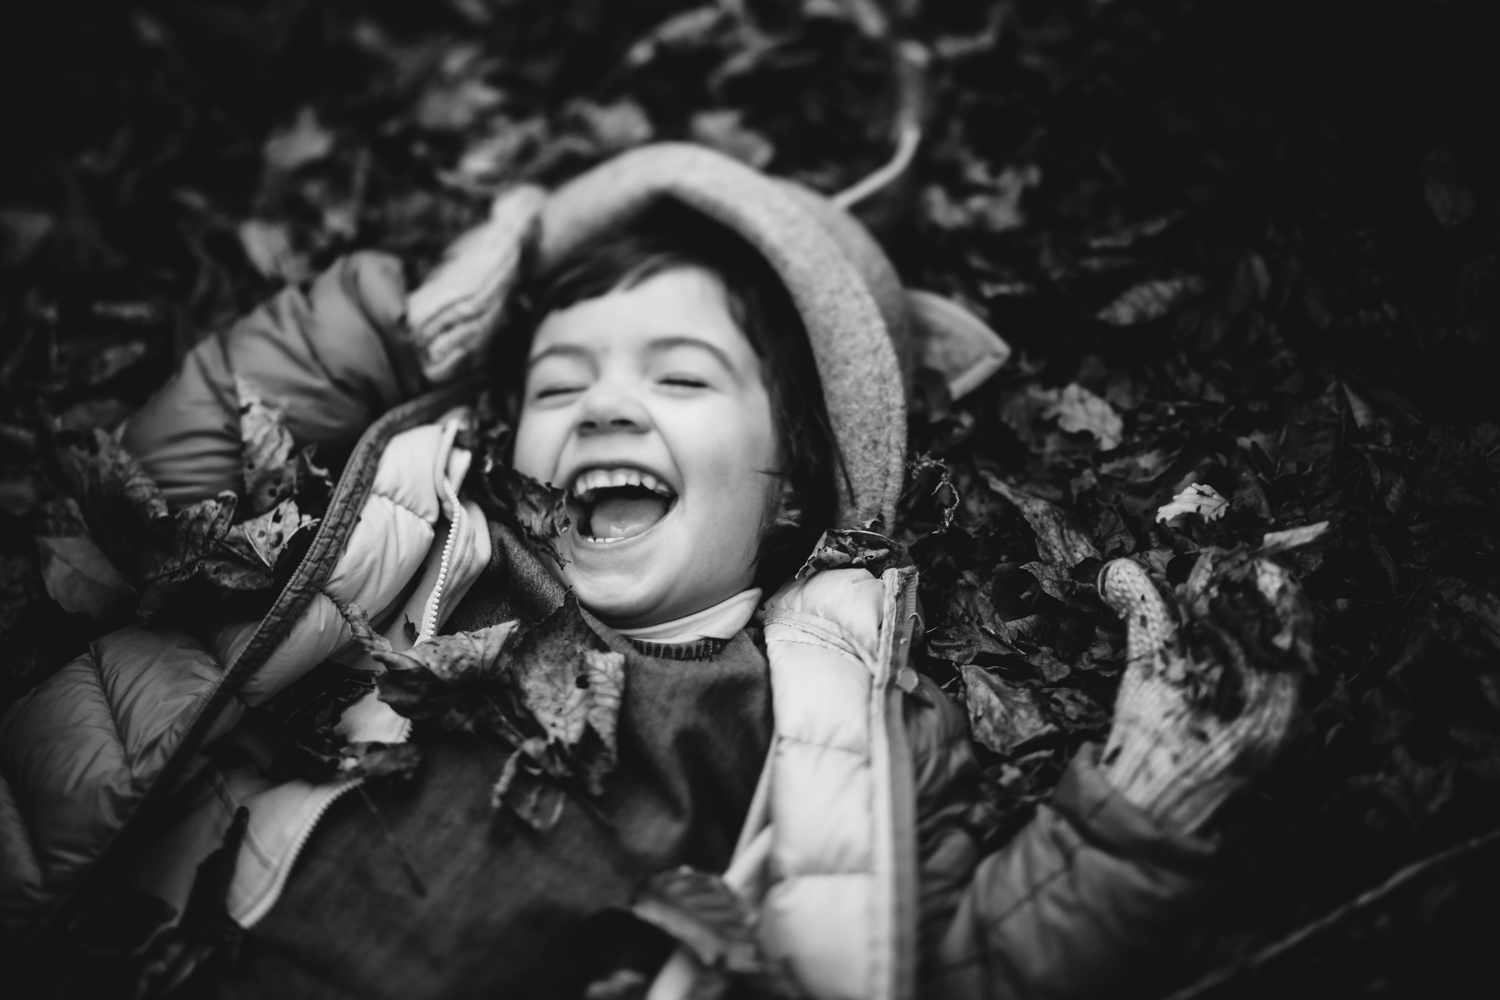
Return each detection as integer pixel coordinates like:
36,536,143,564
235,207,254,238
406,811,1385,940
1,145,1311,1000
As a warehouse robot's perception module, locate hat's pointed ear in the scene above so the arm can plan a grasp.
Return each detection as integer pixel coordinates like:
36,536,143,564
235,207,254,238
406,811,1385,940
404,184,546,384
905,289,1011,400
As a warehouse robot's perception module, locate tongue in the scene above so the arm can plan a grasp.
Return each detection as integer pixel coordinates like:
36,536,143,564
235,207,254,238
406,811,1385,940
591,495,669,540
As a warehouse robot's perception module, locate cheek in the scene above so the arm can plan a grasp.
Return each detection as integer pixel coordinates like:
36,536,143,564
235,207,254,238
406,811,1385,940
685,403,780,521
511,411,557,483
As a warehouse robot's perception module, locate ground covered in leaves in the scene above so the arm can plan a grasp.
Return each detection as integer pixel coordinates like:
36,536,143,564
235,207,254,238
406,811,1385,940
2,1,1498,996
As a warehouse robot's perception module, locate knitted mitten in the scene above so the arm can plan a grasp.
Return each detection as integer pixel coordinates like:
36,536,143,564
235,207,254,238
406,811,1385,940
1098,550,1313,833
404,184,546,384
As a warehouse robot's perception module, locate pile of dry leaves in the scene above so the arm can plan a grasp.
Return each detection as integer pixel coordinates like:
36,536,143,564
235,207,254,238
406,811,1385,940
3,1,1498,995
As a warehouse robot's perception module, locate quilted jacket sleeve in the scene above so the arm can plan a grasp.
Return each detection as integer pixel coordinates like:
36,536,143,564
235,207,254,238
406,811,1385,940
906,680,1221,1000
120,252,420,508
0,627,223,935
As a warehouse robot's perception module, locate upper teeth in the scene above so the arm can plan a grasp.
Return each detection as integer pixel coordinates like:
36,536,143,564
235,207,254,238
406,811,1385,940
571,467,674,500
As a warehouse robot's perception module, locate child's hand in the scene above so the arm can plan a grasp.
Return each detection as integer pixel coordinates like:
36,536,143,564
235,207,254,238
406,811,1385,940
1097,550,1315,833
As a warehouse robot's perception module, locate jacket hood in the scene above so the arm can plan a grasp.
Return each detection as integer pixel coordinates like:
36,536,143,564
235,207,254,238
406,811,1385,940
535,143,912,531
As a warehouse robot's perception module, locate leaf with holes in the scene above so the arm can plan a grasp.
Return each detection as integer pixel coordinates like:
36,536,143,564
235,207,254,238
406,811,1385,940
220,498,316,569
797,524,901,580
237,377,299,514
506,597,625,795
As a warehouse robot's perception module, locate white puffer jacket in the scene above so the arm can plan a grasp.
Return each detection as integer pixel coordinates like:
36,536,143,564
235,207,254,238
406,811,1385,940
122,410,493,930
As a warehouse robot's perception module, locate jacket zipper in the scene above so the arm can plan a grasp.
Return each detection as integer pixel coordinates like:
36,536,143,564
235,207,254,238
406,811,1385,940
244,471,463,925
247,475,465,923
893,568,921,693
418,474,465,643
237,777,362,928
249,479,465,922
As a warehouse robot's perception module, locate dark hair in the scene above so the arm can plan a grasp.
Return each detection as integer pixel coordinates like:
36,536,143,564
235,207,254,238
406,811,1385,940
500,199,843,592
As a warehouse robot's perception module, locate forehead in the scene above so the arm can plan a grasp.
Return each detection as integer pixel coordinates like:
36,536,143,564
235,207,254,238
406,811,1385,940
529,266,758,362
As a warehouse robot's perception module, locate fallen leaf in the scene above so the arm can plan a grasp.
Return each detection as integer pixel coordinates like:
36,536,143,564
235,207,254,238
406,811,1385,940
1096,277,1204,325
571,99,654,152
336,742,421,781
64,338,150,389
1434,578,1500,653
0,474,37,515
583,970,648,1000
491,746,567,831
416,74,504,133
133,493,244,620
224,498,316,568
365,618,518,692
453,118,546,184
1156,483,1229,524
36,535,134,619
690,109,775,169
1021,561,1093,609
484,465,571,566
960,665,1058,755
1422,148,1477,229
236,377,298,513
1099,448,1172,483
1043,383,1123,451
581,649,625,771
263,107,335,175
797,525,900,579
508,597,611,751
626,6,728,66
983,473,1101,567
922,165,1041,234
1262,521,1331,552
1087,212,1184,250
1341,382,1376,429
0,207,55,268
55,398,134,432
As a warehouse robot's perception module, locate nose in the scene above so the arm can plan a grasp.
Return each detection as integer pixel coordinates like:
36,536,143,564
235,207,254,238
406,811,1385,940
576,380,650,437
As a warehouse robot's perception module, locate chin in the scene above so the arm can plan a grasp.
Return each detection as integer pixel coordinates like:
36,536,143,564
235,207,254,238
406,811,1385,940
563,569,662,629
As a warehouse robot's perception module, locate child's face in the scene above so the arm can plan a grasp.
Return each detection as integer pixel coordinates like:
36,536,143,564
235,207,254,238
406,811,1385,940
513,266,781,628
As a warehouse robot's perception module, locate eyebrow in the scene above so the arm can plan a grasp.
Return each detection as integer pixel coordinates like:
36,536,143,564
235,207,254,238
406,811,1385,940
527,336,740,376
646,336,738,376
526,343,591,370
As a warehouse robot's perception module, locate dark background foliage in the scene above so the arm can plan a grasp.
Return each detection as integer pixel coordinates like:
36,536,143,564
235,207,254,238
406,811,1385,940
2,1,1498,996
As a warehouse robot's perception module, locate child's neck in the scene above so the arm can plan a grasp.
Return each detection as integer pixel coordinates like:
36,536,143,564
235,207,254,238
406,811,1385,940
613,588,762,644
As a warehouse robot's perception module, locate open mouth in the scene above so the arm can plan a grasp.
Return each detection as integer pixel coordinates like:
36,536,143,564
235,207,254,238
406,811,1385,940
568,467,678,543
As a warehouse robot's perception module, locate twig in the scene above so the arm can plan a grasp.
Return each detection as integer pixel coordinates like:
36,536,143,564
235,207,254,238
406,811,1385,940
833,41,928,210
1158,823,1500,1000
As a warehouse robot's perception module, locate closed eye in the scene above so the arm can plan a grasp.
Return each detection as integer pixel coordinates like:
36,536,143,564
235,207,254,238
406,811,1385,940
659,375,709,389
534,384,584,400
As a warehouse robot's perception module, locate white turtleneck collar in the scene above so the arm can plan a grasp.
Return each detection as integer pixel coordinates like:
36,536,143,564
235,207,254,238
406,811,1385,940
614,588,763,645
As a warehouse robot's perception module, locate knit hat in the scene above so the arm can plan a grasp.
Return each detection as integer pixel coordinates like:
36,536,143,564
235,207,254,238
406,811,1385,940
406,143,1009,530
